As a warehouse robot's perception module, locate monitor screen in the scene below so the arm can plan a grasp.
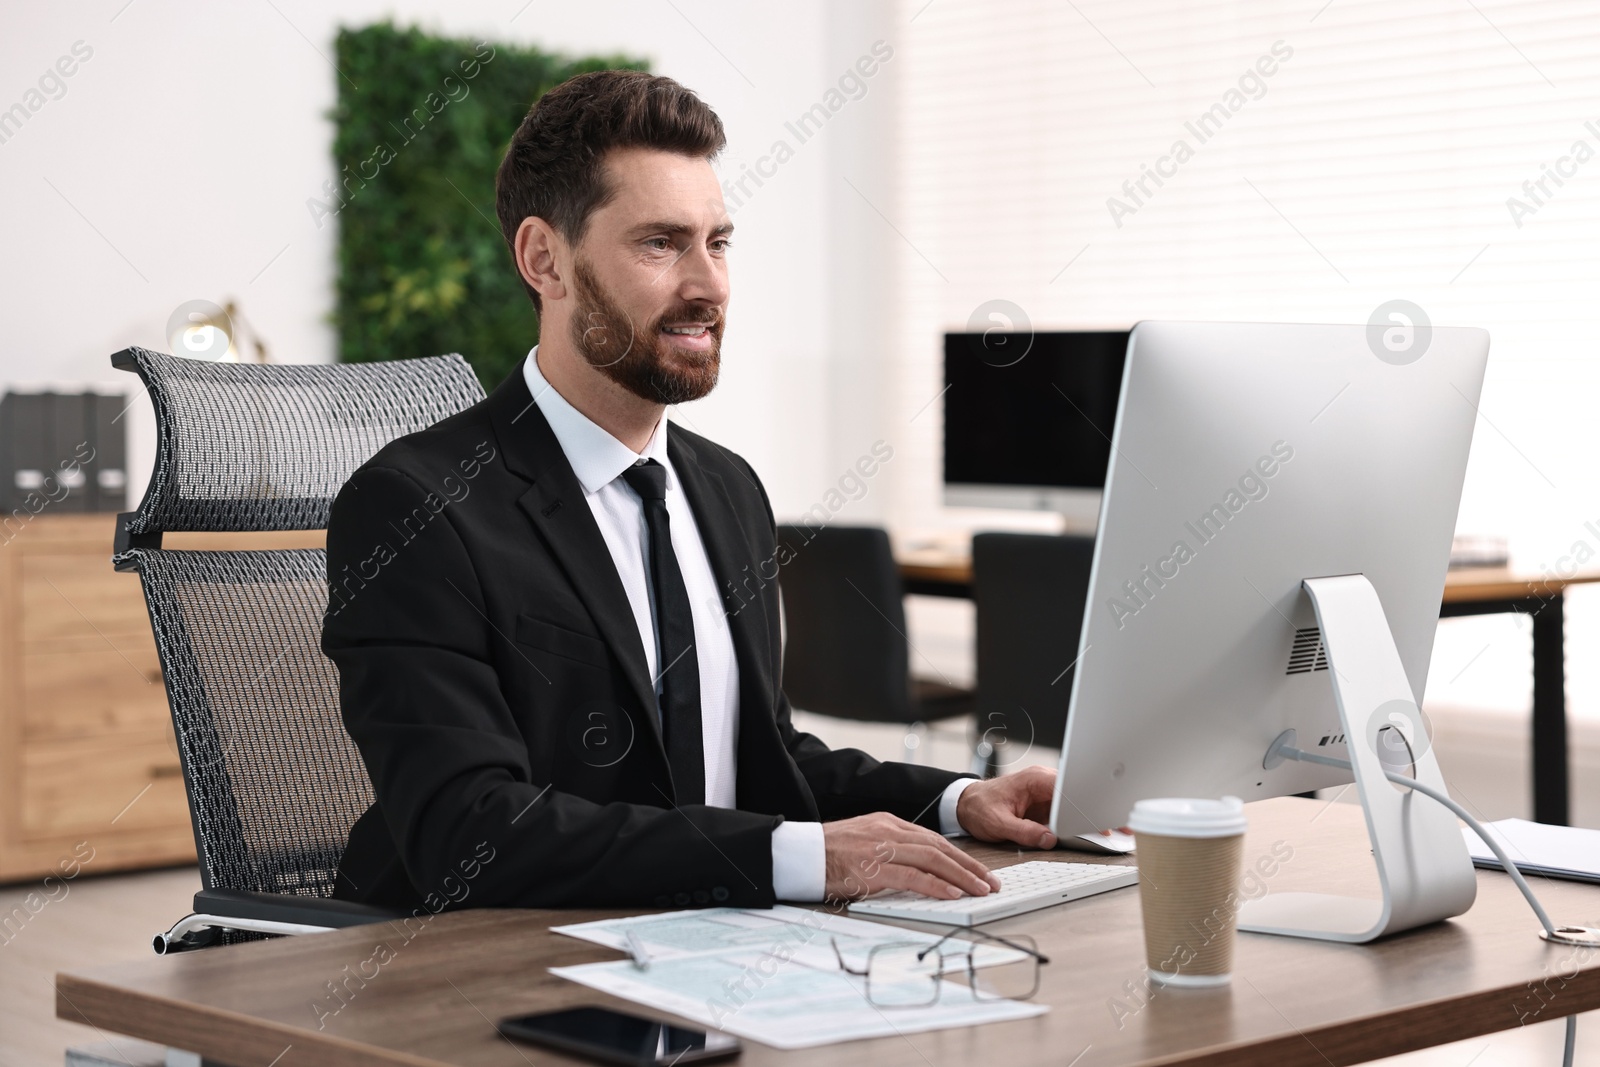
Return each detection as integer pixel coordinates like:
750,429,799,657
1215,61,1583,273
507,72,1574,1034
943,330,1129,491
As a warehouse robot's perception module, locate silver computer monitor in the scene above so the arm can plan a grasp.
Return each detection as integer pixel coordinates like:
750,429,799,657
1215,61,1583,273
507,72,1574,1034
1048,320,1491,940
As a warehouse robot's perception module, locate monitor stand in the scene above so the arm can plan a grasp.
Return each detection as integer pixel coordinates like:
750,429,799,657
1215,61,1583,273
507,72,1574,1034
1237,574,1478,943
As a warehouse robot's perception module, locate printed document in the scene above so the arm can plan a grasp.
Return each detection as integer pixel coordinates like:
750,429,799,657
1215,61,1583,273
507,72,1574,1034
550,906,1047,1049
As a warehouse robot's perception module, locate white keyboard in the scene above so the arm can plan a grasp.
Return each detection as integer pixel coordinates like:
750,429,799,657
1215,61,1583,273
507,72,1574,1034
848,860,1139,926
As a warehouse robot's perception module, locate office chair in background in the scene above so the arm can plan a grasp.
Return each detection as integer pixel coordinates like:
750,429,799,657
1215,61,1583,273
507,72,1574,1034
972,532,1095,775
775,525,976,763
109,346,485,953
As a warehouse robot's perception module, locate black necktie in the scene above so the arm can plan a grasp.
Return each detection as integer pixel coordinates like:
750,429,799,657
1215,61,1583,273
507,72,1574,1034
620,459,705,805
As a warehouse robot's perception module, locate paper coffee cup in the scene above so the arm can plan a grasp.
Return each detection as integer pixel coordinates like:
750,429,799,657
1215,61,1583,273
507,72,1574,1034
1128,796,1247,988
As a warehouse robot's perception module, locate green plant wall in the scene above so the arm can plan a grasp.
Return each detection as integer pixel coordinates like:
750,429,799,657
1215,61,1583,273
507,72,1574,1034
327,23,647,389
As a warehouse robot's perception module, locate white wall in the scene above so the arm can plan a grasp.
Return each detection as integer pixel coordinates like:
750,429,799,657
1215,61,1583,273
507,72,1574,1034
878,0,1600,739
0,0,857,516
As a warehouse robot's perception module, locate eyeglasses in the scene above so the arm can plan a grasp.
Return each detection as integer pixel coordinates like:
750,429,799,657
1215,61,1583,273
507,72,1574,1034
831,927,1049,1008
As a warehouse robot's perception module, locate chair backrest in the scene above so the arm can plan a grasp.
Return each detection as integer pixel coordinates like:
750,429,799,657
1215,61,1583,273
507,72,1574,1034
111,347,485,898
775,525,913,724
973,532,1095,753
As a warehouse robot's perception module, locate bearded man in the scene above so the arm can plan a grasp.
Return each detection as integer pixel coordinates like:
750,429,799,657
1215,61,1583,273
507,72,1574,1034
325,70,1061,912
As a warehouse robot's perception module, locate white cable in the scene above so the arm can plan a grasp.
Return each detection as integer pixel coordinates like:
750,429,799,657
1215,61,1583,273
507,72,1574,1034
1282,745,1576,1064
1384,773,1561,937
1284,745,1556,933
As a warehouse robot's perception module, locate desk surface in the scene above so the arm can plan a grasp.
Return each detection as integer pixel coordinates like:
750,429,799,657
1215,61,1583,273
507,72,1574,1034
56,798,1600,1067
897,544,1600,604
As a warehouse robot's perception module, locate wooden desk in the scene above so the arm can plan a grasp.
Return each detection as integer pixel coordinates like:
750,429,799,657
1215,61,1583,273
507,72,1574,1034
900,545,1600,826
55,798,1600,1066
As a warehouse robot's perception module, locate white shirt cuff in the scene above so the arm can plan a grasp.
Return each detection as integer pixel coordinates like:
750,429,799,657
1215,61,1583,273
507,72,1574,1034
939,777,979,836
771,821,826,901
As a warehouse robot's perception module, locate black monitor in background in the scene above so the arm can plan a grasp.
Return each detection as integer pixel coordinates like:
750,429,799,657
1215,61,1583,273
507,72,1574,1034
942,329,1128,524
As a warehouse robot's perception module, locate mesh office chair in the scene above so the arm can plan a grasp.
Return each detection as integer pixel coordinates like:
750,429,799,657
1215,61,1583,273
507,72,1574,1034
775,525,975,759
109,346,485,952
972,532,1095,770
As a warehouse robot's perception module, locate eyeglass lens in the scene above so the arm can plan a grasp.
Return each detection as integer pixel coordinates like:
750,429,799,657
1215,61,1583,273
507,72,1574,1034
864,936,1041,1007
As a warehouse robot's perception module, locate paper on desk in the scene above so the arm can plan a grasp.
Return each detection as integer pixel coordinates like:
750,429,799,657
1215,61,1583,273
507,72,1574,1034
551,906,1042,1048
549,951,1046,1051
553,904,966,968
1463,818,1600,883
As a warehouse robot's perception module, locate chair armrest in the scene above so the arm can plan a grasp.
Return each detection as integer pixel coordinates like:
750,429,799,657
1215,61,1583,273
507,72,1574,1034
193,887,403,929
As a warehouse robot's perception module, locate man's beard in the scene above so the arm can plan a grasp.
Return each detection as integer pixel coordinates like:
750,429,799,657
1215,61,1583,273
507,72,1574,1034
567,255,723,405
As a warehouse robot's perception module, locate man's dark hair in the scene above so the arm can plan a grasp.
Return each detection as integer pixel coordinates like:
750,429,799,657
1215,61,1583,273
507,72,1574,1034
495,70,726,313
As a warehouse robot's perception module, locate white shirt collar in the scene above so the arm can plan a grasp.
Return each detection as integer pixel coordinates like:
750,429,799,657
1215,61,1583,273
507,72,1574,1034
522,345,668,496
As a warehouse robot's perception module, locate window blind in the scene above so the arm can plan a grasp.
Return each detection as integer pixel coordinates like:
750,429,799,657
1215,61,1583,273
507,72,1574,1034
884,0,1600,720
887,0,1600,560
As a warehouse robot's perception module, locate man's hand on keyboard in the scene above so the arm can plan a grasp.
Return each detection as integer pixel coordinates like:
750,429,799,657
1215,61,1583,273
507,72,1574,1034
822,813,1002,902
954,765,1061,850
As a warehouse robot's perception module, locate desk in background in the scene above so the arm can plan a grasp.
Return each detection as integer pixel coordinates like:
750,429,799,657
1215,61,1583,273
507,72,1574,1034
897,541,1599,827
56,797,1600,1067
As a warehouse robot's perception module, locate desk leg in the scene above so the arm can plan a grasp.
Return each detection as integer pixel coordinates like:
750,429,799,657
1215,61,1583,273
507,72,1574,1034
1532,593,1568,826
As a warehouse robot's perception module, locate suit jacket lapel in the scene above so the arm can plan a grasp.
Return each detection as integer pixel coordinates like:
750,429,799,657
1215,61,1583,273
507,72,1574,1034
486,369,663,749
667,431,773,678
668,430,820,821
487,367,810,819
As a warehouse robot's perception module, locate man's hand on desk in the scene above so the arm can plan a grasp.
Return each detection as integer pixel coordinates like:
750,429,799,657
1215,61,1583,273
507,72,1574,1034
956,765,1061,850
821,767,1065,902
822,813,1000,902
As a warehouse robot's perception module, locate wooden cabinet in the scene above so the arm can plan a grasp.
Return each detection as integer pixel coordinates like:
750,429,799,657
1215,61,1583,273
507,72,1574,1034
0,514,322,883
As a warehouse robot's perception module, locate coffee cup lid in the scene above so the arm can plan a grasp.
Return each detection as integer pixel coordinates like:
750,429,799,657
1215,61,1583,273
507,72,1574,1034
1127,796,1247,838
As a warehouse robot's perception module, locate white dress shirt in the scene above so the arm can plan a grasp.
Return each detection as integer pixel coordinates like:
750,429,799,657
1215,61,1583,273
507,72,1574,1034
523,347,973,901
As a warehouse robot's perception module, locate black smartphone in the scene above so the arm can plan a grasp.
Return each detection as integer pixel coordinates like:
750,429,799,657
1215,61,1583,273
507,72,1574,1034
497,1006,741,1066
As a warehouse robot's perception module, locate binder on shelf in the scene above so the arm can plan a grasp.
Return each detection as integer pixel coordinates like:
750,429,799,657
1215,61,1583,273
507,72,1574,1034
0,389,128,515
0,393,48,514
48,391,89,513
87,392,128,513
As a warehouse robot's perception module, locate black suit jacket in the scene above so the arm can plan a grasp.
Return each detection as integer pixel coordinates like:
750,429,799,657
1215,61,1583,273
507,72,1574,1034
323,364,967,912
